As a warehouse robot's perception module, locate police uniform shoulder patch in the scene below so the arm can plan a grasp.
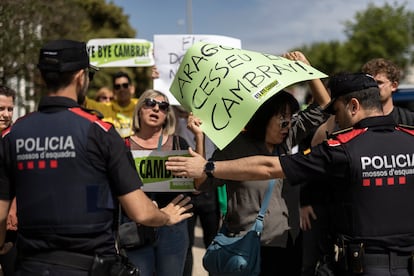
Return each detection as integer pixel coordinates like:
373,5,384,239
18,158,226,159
396,124,414,136
326,127,367,146
69,107,113,132
303,148,311,155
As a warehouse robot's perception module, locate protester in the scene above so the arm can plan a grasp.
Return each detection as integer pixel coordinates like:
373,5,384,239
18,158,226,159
120,89,203,276
0,39,193,275
94,86,114,103
167,72,414,276
83,71,139,137
362,58,414,124
175,51,330,275
173,105,220,276
0,86,15,131
0,85,16,275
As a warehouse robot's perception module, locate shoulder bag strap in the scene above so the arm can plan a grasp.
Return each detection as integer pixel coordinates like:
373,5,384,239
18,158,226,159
252,179,276,234
157,133,163,150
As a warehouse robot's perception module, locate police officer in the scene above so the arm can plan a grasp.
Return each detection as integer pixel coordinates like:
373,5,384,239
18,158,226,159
0,39,193,275
166,72,414,276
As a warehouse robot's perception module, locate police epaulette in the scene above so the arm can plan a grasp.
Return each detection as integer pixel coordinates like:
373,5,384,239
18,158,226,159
397,123,414,130
327,127,367,145
81,107,104,119
396,124,414,137
328,127,353,139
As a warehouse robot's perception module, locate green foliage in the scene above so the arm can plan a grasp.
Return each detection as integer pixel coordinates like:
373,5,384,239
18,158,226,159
74,0,152,98
0,0,151,106
76,0,136,40
3,0,414,113
297,2,414,78
1,0,84,82
343,3,413,72
1,0,87,112
300,41,348,75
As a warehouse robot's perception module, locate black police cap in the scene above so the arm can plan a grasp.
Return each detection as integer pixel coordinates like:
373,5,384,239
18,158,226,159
37,39,98,72
324,72,379,114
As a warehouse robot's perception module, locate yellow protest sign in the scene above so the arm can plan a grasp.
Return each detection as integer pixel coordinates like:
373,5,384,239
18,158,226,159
132,150,194,192
170,42,328,149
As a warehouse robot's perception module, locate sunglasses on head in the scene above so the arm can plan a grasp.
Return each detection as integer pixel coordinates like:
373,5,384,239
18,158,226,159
144,98,169,111
114,83,129,90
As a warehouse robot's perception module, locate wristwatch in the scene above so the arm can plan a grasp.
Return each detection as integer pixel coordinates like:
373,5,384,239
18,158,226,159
204,160,215,177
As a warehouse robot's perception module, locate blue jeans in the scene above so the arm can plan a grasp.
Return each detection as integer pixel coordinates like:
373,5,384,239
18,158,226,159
126,220,189,276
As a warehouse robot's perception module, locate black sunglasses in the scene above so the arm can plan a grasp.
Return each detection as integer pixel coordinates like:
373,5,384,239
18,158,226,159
144,98,170,111
114,83,129,90
99,96,113,101
279,117,291,129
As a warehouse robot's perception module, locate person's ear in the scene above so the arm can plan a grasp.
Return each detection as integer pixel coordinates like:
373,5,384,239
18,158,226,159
390,81,399,93
129,85,135,96
74,70,85,86
349,98,359,114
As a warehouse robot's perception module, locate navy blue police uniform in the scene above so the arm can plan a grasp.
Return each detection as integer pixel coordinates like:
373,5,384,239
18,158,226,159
2,96,141,274
280,115,414,275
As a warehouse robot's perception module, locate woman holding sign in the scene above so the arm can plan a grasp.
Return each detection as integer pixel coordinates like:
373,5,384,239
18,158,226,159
120,89,204,276
191,52,330,275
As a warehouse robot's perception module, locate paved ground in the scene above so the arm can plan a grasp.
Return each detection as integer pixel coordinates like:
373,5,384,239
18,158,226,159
192,220,209,276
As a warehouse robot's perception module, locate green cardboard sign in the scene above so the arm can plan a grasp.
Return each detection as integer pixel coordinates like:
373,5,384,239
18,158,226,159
131,150,194,192
87,38,154,67
170,42,328,149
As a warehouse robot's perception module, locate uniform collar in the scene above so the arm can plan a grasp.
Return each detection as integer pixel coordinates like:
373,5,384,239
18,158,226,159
38,96,80,112
353,115,396,130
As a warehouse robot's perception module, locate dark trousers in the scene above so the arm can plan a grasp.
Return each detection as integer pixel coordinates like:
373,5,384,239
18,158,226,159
301,204,336,276
337,262,411,276
260,232,303,276
0,230,17,276
183,191,220,276
16,260,88,276
336,250,412,276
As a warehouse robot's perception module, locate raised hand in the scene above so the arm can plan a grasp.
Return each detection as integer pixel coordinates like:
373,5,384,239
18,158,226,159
282,51,310,66
161,194,193,225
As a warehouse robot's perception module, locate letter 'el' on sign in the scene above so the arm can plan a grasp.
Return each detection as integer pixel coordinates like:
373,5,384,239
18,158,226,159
153,34,242,105
169,42,328,150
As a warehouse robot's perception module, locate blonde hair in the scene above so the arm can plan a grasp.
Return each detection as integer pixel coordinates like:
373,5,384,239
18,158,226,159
94,86,114,101
132,89,176,135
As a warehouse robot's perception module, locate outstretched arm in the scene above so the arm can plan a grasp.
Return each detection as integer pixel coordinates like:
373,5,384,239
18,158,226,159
166,148,285,181
119,191,193,227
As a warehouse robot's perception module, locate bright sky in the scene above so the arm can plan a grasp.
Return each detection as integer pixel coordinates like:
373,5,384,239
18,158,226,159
111,0,414,55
